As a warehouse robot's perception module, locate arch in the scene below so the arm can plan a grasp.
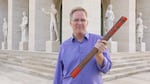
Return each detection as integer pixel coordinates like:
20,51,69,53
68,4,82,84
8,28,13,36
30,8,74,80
101,0,111,35
53,0,62,43
0,0,8,49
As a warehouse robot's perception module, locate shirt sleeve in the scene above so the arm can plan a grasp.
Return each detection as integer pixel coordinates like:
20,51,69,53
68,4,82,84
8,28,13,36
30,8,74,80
96,48,112,73
53,46,64,84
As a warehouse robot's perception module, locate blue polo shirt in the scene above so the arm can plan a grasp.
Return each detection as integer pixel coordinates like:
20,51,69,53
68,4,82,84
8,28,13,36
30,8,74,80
53,33,112,84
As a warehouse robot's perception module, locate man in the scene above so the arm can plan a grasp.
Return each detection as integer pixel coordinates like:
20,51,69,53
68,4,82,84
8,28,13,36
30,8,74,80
53,7,112,84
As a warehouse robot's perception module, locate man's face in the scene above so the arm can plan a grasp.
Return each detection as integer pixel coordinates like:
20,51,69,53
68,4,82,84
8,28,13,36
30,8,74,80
70,11,88,35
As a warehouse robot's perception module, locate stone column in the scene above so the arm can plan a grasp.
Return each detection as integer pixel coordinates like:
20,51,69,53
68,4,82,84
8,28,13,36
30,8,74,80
7,0,29,50
111,0,136,52
29,0,51,51
0,0,8,49
62,0,101,42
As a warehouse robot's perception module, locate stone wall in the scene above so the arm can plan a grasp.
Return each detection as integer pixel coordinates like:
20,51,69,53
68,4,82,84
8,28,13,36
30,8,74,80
62,0,101,42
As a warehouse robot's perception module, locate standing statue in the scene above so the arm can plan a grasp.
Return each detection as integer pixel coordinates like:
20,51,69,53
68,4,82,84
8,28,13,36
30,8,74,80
104,4,115,35
19,11,28,42
2,18,8,43
136,12,147,44
41,3,59,41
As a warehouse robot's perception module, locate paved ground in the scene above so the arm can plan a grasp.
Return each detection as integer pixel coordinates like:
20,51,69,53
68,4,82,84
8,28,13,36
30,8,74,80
0,64,52,84
104,72,150,84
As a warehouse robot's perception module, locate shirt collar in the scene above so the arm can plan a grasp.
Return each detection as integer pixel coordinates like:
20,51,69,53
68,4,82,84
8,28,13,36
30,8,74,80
71,33,89,42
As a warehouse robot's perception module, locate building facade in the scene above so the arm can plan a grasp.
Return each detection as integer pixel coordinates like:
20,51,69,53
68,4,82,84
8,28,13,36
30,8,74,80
0,0,150,53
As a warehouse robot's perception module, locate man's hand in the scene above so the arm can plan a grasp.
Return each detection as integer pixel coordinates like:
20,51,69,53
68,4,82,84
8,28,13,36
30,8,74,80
94,40,108,53
94,39,108,66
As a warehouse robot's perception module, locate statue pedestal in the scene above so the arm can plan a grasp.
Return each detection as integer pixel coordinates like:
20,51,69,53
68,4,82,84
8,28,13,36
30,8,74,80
136,42,146,52
108,41,118,53
1,42,7,49
19,41,28,50
46,40,60,52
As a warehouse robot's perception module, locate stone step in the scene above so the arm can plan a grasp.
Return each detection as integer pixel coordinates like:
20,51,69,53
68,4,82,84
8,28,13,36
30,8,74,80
108,62,150,75
112,60,149,68
0,50,58,60
2,53,149,69
0,50,150,82
0,62,54,80
111,54,150,60
112,56,150,63
0,58,55,74
110,52,150,57
0,60,55,80
25,59,56,68
23,63,55,73
0,53,57,67
103,66,150,81
25,57,56,64
1,51,150,65
0,53,56,69
3,55,149,76
1,53,149,69
0,55,56,69
0,63,53,84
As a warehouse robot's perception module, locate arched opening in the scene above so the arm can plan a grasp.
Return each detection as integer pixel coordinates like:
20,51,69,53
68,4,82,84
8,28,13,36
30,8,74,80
0,0,8,49
53,0,62,43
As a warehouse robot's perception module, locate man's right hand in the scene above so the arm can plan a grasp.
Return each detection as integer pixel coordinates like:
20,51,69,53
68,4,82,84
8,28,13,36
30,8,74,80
94,39,108,53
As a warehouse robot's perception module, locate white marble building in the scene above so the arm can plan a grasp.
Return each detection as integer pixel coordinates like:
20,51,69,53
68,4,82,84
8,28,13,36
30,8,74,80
0,0,150,53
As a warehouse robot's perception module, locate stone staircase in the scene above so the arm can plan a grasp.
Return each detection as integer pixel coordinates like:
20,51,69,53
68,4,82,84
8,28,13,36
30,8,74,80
0,50,57,81
103,52,150,81
0,50,150,82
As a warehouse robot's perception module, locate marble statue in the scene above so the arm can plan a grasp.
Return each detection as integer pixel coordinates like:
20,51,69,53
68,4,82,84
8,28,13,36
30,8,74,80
19,11,28,42
104,4,115,35
41,3,59,41
136,12,147,44
2,18,8,43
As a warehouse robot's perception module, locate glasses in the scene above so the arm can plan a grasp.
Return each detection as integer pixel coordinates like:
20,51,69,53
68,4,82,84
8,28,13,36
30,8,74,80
72,19,87,23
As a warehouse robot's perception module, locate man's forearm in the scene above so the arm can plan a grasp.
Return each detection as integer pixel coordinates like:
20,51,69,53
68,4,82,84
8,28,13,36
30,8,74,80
95,52,104,67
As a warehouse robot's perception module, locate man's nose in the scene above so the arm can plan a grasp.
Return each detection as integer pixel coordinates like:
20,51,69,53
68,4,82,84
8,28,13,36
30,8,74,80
78,20,82,24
